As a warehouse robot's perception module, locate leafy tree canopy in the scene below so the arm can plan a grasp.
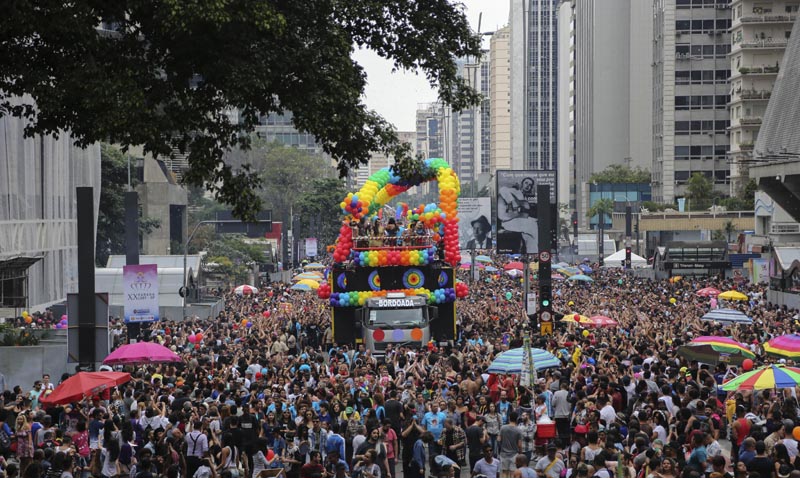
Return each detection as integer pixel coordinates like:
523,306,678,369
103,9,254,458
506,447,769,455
589,165,651,184
295,177,349,249
587,198,614,218
1,1,481,220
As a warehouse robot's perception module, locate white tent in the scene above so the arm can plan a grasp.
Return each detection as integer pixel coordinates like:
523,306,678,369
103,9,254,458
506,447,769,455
602,249,648,268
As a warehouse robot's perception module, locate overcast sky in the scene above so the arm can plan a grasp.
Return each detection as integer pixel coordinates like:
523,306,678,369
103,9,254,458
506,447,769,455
352,1,510,131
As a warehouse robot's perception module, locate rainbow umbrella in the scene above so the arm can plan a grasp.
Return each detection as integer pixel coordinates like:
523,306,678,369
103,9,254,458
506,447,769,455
722,364,800,391
677,336,755,365
764,334,800,359
718,290,749,301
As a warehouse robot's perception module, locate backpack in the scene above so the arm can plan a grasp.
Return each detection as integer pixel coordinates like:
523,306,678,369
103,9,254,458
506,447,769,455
0,427,10,450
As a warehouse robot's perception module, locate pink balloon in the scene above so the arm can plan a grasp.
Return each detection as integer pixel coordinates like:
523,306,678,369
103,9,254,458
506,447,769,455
188,334,197,343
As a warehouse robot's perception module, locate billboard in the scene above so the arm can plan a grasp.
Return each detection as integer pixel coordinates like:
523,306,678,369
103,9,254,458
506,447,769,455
123,264,159,323
495,170,557,254
305,238,318,257
458,197,492,250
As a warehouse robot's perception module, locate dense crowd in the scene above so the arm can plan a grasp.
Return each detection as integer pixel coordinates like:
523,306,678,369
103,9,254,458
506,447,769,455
1,255,797,478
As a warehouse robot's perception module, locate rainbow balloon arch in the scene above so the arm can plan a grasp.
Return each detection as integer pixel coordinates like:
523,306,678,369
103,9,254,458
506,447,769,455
322,158,469,308
332,158,462,266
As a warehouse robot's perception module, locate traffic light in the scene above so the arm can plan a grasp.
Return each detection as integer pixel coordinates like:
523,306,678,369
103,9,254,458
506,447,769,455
634,222,639,235
539,284,552,309
572,211,578,237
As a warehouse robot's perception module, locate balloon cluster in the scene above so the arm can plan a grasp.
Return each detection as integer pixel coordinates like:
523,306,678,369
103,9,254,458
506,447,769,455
22,311,32,324
352,247,436,267
241,318,254,329
333,158,461,266
317,283,332,299
187,332,204,344
454,281,469,298
332,223,355,263
54,314,68,329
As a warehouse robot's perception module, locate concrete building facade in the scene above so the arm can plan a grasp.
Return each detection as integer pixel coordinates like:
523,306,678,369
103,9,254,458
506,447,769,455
510,0,560,172
728,0,797,193
490,26,512,173
0,97,101,312
652,0,732,203
559,0,654,226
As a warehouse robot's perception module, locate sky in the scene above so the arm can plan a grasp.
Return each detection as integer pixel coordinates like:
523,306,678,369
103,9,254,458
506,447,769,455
352,1,510,132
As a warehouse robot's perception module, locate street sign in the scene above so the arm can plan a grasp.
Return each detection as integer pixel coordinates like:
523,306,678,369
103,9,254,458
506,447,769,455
540,311,553,323
526,293,537,315
539,251,550,262
540,322,553,335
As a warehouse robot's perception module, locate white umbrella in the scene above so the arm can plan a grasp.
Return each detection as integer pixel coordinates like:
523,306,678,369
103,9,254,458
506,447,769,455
234,285,259,296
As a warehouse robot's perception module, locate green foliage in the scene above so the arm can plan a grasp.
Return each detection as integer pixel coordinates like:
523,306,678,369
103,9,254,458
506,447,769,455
204,236,266,283
587,198,614,218
686,173,714,211
295,178,348,249
589,165,651,184
96,144,161,266
0,323,41,346
0,1,481,220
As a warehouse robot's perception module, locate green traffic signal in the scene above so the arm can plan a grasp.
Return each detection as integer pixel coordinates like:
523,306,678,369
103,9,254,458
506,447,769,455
541,299,550,307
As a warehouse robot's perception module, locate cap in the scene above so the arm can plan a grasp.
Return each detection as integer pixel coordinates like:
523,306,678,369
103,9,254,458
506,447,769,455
547,443,558,451
345,407,354,415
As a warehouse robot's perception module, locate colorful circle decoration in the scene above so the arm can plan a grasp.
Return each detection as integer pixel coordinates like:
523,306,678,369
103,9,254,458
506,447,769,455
368,271,381,291
403,268,424,289
438,271,448,287
336,273,348,291
410,328,424,341
392,329,405,341
372,329,385,342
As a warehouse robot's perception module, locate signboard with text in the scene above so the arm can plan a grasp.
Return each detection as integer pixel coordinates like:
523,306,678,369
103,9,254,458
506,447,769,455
305,238,318,257
123,264,159,323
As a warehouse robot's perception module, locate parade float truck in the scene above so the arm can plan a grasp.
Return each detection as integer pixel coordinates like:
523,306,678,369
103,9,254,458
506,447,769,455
317,159,469,356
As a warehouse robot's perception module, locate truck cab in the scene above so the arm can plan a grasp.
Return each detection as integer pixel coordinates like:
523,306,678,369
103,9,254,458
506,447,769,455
359,293,437,355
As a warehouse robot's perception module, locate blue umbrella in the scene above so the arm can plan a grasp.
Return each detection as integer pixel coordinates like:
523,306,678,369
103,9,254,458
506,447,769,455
290,283,312,291
487,348,561,374
701,308,753,325
475,255,493,263
554,262,570,269
567,274,594,282
579,264,593,274
485,266,499,272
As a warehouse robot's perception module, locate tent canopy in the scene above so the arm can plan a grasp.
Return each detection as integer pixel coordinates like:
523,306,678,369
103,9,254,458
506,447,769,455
602,249,648,268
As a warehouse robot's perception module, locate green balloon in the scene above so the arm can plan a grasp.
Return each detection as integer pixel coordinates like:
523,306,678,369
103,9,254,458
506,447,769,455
618,279,623,285
505,291,512,300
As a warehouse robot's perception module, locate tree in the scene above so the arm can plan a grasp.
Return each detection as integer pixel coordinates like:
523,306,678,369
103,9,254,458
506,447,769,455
95,144,160,266
587,198,614,222
294,178,349,249
686,173,714,211
1,2,481,220
589,165,651,184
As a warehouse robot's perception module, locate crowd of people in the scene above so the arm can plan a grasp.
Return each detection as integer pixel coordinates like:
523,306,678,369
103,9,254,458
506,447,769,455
0,254,797,478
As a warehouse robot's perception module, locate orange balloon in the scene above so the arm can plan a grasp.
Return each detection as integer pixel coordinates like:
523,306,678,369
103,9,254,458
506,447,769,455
410,328,423,341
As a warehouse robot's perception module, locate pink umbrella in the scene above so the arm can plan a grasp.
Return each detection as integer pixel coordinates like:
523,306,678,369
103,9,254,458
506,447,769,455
103,342,182,365
588,315,618,328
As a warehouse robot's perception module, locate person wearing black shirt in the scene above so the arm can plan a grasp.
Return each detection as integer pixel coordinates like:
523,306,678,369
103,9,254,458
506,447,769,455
466,416,487,471
384,391,404,438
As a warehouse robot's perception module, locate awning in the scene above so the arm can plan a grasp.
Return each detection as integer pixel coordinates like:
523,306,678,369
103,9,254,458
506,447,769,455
0,255,43,281
774,247,800,274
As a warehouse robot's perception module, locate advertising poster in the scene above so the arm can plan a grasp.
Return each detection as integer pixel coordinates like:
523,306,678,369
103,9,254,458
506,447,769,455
305,238,318,257
495,170,557,254
123,264,159,323
458,197,492,250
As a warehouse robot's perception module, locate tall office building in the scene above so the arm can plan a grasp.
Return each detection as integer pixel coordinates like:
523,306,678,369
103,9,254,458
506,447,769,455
558,0,654,223
652,0,732,203
510,0,560,172
490,26,512,173
352,131,416,188
728,0,797,193
254,112,327,157
416,103,446,160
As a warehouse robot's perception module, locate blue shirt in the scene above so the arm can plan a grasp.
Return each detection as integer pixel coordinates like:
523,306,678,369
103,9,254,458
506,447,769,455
412,439,427,468
422,411,447,441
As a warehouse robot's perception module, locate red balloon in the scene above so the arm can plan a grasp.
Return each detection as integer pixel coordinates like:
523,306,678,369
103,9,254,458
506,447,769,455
195,333,203,342
267,449,275,460
742,359,754,371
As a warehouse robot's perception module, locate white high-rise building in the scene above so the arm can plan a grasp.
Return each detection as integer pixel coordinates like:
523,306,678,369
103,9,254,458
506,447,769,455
558,0,654,223
652,0,732,203
728,0,797,194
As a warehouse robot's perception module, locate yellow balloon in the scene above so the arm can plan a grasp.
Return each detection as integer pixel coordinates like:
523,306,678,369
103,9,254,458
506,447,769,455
669,297,677,304
582,330,590,337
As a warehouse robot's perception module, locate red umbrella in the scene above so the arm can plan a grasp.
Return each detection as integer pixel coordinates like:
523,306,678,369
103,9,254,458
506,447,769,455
40,372,131,406
588,315,618,328
697,287,721,297
504,261,524,271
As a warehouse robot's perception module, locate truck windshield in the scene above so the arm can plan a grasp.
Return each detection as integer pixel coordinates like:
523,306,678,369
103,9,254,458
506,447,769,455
368,308,425,328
